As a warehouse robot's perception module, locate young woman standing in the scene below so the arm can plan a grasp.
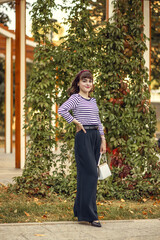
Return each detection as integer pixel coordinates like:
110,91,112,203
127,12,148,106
58,70,106,227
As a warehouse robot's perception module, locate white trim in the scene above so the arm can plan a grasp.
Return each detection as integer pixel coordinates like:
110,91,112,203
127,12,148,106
0,0,14,3
26,57,33,63
0,54,33,63
0,53,5,58
0,27,37,47
0,27,15,39
109,0,114,19
5,37,11,153
151,90,160,103
26,39,37,47
151,89,160,93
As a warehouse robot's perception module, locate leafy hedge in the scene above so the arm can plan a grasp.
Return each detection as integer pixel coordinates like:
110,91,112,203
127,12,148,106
11,0,160,200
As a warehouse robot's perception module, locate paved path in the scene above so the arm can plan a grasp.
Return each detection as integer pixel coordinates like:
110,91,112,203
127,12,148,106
0,151,22,185
0,219,160,240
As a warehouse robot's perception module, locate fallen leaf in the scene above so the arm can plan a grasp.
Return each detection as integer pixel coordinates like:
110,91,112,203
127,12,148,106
34,234,45,237
97,202,104,206
142,211,147,215
142,198,147,202
34,198,39,202
64,200,67,203
37,202,42,206
149,210,153,214
129,210,134,214
99,216,104,219
14,209,17,213
120,206,123,209
42,215,47,218
121,199,125,202
24,211,30,217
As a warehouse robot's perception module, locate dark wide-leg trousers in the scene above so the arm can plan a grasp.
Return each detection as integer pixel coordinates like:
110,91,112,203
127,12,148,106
73,128,101,222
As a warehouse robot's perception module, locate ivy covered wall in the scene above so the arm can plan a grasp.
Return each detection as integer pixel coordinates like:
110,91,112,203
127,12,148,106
12,0,160,200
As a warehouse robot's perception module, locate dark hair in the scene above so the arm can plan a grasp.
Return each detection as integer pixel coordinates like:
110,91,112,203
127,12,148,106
67,70,94,96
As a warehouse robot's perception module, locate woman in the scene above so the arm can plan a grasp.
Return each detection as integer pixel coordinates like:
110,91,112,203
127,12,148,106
58,70,106,227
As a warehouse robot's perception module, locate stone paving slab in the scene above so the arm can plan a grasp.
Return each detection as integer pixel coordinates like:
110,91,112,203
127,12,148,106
0,219,160,240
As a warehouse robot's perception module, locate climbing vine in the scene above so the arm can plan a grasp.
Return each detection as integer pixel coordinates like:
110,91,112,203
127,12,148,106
11,0,159,200
94,0,159,199
11,0,59,195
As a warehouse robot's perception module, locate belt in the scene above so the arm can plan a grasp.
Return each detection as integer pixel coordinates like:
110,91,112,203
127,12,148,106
83,125,98,130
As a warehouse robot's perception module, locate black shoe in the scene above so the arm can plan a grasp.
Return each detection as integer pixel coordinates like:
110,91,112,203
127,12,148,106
90,220,102,227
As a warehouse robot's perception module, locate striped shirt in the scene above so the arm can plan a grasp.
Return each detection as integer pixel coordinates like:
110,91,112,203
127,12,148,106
58,93,104,135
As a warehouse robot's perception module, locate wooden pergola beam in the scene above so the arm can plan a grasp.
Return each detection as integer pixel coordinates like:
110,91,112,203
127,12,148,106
0,0,14,3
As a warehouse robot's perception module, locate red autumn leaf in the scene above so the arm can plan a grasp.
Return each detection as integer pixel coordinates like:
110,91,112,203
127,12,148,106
112,148,118,155
142,211,147,215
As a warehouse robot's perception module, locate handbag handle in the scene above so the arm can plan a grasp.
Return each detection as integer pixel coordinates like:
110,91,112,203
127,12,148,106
97,153,107,166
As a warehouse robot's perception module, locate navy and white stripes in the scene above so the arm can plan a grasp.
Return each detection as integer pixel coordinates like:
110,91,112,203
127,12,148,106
58,93,104,135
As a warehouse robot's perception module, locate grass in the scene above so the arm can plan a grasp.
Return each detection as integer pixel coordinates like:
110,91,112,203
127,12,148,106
0,185,160,223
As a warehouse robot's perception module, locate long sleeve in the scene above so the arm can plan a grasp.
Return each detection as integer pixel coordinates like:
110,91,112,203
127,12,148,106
97,113,104,136
58,94,79,123
93,98,104,136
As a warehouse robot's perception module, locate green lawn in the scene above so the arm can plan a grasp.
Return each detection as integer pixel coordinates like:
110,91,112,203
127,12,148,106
0,186,160,223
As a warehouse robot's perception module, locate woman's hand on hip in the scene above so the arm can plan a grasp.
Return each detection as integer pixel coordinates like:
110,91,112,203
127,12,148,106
72,119,86,133
100,139,106,154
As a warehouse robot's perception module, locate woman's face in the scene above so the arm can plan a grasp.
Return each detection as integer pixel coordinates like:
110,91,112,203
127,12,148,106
78,78,93,94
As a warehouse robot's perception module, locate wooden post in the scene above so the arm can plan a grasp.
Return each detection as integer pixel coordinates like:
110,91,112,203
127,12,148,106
5,37,12,153
106,0,109,21
11,38,13,153
15,0,26,168
20,0,26,169
15,0,21,168
106,0,114,21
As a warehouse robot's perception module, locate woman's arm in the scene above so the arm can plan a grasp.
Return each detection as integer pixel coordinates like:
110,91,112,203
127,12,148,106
58,95,86,133
72,118,86,133
58,94,79,123
100,136,106,154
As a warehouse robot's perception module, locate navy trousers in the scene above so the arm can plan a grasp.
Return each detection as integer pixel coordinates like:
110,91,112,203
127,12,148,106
73,128,101,222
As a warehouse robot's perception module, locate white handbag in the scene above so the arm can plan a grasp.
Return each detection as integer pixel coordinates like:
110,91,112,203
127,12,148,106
97,153,112,180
